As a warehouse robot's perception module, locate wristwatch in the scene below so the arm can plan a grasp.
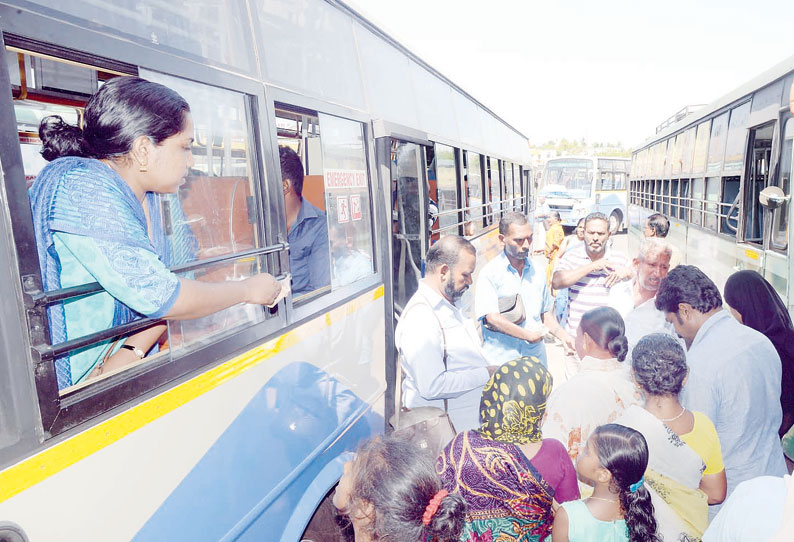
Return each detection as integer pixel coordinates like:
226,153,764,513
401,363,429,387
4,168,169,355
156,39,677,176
120,344,145,359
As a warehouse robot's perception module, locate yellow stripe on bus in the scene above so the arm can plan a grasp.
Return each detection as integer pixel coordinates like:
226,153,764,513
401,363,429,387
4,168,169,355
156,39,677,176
0,285,384,503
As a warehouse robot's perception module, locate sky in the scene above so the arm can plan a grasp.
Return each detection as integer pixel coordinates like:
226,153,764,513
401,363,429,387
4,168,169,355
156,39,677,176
345,0,794,148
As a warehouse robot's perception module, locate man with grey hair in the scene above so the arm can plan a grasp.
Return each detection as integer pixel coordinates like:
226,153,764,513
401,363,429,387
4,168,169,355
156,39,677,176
610,237,681,358
475,212,574,366
395,235,498,431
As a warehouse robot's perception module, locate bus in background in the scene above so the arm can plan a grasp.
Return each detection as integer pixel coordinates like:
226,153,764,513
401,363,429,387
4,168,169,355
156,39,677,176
628,54,794,311
541,156,630,233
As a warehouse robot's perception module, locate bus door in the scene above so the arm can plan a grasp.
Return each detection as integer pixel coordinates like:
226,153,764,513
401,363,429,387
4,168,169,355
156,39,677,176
388,139,430,315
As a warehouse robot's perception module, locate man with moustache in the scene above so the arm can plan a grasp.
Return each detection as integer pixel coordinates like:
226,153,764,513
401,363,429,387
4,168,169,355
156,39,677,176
552,212,632,375
475,212,574,367
395,235,499,431
609,237,681,359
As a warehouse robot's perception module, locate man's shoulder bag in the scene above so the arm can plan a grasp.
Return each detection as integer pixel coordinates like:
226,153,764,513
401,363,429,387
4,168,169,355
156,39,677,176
482,293,526,331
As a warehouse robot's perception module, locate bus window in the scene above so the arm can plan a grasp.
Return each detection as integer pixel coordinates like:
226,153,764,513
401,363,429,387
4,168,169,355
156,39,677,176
671,179,679,217
663,139,674,178
487,157,501,224
598,159,614,190
723,102,751,174
318,113,375,288
662,179,670,215
692,178,705,226
434,143,459,237
719,176,740,235
704,177,720,232
463,151,484,235
692,121,711,175
139,71,269,357
744,123,775,244
772,117,793,251
672,134,683,176
679,179,690,221
706,112,729,176
681,127,696,175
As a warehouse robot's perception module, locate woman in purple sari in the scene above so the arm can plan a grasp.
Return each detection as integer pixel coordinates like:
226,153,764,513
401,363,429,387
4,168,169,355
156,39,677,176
437,356,580,541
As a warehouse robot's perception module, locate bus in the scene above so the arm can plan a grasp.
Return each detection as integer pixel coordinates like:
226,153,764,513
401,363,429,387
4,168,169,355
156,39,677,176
628,55,794,310
0,1,531,540
541,156,630,233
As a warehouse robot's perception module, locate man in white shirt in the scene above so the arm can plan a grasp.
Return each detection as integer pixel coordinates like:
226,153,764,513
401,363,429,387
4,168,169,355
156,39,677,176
609,238,679,358
395,235,498,431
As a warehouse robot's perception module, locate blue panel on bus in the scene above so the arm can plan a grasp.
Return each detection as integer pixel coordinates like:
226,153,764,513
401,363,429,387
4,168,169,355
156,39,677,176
133,361,378,541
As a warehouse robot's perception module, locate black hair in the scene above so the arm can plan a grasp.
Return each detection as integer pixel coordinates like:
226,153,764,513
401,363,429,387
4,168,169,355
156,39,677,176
39,76,190,162
347,435,467,542
584,211,609,228
580,306,628,361
655,265,722,314
631,334,688,396
279,145,305,196
549,210,561,221
591,424,661,542
425,235,475,274
646,213,670,237
498,211,529,235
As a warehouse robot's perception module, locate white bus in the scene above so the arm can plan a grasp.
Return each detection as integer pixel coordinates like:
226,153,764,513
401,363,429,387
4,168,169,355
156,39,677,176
628,54,794,310
541,156,630,232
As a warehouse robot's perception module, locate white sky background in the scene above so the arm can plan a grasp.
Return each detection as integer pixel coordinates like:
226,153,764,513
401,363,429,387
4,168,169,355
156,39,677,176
344,0,794,148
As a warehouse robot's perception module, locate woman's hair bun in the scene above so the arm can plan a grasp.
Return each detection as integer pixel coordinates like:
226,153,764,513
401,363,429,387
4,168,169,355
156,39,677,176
39,115,87,161
608,334,629,362
425,492,467,541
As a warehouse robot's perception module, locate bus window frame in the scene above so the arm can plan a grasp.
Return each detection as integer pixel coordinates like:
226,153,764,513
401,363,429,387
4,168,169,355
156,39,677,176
770,111,794,253
265,87,384,325
0,28,300,439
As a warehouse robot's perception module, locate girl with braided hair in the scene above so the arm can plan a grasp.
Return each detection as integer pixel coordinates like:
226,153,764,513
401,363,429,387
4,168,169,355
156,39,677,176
552,424,661,542
333,434,466,542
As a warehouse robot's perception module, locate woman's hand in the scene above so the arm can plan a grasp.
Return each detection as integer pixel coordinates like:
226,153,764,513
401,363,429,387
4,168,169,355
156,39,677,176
243,273,282,306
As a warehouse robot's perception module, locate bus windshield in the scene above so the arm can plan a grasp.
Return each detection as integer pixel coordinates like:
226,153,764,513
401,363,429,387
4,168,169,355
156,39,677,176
543,159,593,198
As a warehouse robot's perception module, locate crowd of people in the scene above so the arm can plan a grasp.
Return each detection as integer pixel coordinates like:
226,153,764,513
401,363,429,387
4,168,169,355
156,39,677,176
335,210,793,541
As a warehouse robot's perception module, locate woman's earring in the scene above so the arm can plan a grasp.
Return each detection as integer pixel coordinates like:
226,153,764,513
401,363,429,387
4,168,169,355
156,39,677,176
139,162,148,173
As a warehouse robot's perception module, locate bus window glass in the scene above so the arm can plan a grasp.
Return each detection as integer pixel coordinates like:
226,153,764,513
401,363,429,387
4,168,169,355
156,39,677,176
598,159,614,190
692,121,711,175
543,158,593,197
706,112,729,176
487,157,501,223
392,141,425,308
692,178,705,226
318,113,375,288
662,180,670,214
25,0,256,74
654,179,662,211
276,108,331,300
142,71,266,354
723,102,751,173
614,163,627,190
773,118,793,250
435,143,459,236
720,176,741,235
681,127,696,174
704,177,720,231
671,179,679,216
653,143,665,177
663,139,674,178
464,151,483,235
679,179,690,220
672,134,683,176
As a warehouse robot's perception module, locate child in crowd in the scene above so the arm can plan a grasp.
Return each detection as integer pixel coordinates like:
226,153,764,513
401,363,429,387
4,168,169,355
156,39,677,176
552,424,661,542
333,434,467,542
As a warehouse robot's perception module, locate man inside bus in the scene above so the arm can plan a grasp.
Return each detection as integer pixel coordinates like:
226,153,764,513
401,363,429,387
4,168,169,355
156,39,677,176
280,146,330,296
551,212,633,376
608,237,680,359
643,212,681,268
395,235,498,431
655,265,787,515
475,212,574,367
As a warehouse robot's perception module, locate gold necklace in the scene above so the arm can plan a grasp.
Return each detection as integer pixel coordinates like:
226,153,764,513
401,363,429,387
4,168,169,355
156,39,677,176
587,496,619,504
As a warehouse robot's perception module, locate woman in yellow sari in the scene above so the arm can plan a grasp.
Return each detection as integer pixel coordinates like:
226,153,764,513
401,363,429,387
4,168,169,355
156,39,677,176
544,211,565,287
617,334,727,541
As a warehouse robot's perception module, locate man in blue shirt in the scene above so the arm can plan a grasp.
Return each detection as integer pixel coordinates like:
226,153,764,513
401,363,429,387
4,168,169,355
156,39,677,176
656,265,787,516
475,212,574,366
280,146,330,296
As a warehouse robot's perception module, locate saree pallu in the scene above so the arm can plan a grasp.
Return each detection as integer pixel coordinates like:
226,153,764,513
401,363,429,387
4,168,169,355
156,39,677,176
437,430,554,542
617,405,709,542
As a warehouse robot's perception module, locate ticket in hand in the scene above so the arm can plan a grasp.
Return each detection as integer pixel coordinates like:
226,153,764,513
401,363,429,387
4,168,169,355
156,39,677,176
266,275,292,308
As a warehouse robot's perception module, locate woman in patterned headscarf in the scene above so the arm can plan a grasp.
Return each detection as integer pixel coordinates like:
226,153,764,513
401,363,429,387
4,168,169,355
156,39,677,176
437,356,580,542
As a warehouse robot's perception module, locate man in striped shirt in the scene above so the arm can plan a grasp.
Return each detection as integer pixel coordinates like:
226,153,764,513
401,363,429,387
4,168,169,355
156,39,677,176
552,212,633,375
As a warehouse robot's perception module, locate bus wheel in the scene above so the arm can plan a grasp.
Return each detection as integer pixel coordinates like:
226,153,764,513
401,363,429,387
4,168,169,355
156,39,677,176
608,210,623,234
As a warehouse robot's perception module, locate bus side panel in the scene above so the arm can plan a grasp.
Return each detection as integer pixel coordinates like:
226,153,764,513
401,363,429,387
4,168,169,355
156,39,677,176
0,291,385,542
685,228,736,293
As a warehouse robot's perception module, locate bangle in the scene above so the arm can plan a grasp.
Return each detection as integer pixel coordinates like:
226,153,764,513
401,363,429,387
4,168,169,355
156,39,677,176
120,344,145,359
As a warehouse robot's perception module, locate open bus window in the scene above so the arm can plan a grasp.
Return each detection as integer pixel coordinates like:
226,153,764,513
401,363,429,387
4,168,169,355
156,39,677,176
276,108,375,298
773,118,793,251
434,143,459,237
141,70,267,357
463,151,484,236
487,156,502,224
